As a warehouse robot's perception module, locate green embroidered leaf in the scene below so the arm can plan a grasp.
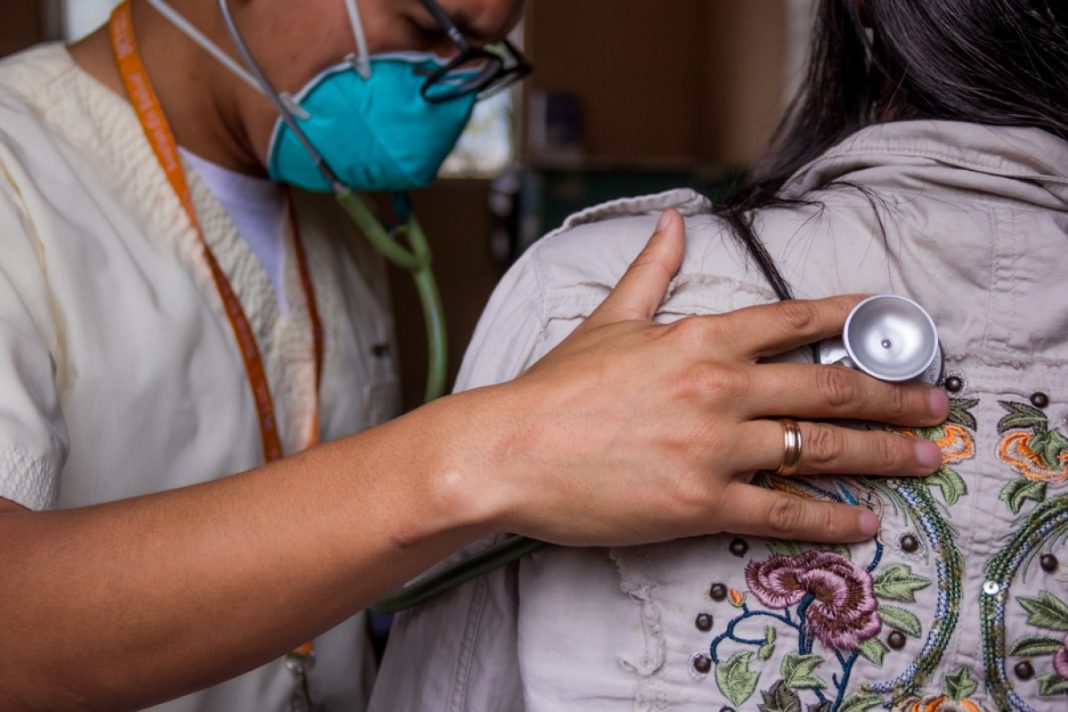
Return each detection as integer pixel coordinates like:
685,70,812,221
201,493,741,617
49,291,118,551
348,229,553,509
1031,429,1068,470
716,651,761,707
807,703,833,712
878,605,923,638
768,541,804,558
857,636,889,666
1037,672,1068,696
837,691,883,712
873,564,933,603
780,653,826,690
998,401,1048,434
1018,591,1068,631
913,426,945,441
999,478,1048,515
758,626,778,661
944,667,979,701
948,399,979,430
1009,635,1065,657
757,680,802,712
926,466,968,506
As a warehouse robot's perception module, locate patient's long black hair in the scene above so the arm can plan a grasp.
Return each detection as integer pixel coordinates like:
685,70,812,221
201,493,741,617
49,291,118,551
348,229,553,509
723,0,1068,300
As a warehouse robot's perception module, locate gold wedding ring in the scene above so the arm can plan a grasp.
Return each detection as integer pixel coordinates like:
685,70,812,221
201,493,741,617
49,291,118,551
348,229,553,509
774,418,804,476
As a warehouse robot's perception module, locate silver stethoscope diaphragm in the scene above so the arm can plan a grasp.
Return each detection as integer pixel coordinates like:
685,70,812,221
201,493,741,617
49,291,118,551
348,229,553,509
820,294,944,385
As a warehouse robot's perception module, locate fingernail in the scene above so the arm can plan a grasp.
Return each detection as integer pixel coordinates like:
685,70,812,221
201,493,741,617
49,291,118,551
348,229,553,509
929,389,949,419
858,509,880,538
657,210,675,232
916,440,943,469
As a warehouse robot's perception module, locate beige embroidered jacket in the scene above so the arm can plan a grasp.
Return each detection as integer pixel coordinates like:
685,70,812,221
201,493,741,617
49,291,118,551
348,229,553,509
370,121,1068,712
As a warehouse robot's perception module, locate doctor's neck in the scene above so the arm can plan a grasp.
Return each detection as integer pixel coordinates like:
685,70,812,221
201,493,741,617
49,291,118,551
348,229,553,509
69,0,268,176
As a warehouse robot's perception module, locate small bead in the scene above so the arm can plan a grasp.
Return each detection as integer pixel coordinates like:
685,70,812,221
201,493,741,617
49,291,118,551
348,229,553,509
1041,554,1059,573
693,654,712,674
944,376,964,393
1015,660,1035,680
696,613,714,632
888,631,907,650
900,534,921,554
1031,392,1051,409
709,583,728,602
729,538,749,558
719,708,735,712
983,580,1001,596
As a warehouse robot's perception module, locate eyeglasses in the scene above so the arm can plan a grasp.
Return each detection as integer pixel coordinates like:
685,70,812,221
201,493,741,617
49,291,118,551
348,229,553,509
417,0,533,103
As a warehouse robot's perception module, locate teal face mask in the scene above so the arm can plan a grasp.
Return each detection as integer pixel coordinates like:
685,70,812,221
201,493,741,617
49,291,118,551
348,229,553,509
266,56,477,193
147,0,477,193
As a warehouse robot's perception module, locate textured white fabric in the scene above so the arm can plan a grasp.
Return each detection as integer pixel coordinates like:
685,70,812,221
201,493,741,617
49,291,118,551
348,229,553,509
372,121,1068,711
179,148,288,313
0,43,401,711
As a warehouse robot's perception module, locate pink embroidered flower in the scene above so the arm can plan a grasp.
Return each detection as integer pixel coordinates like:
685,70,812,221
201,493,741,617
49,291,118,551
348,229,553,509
1055,633,1068,679
745,551,881,651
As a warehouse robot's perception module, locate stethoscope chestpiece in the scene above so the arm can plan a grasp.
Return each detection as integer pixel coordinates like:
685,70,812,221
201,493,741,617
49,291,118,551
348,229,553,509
819,294,944,385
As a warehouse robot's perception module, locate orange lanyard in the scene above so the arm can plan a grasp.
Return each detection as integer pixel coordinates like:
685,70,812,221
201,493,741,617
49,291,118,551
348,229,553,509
108,1,323,463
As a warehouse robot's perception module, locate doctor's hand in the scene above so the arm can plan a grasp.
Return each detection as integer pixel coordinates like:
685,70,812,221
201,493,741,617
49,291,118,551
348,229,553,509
456,209,950,548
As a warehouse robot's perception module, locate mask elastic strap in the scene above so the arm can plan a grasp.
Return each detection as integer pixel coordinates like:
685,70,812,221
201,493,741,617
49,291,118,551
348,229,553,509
344,0,373,80
145,0,265,99
213,0,344,191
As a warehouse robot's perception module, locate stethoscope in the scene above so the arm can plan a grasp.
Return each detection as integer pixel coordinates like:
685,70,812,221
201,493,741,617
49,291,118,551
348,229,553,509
218,0,450,405
162,0,952,613
371,294,947,612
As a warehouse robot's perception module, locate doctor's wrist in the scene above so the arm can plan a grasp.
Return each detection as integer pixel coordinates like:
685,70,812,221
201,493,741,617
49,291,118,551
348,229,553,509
388,387,513,549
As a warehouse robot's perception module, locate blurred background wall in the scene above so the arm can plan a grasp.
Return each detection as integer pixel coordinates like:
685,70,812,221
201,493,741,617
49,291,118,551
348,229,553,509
0,0,815,407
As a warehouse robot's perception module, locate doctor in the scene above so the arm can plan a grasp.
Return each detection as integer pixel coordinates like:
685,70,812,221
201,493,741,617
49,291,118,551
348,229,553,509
0,0,949,709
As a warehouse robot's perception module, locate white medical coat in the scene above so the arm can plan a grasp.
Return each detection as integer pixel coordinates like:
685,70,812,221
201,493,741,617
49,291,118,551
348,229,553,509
0,44,400,711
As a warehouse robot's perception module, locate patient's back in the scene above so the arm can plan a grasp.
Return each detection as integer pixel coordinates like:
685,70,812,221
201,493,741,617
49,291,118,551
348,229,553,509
371,121,1068,712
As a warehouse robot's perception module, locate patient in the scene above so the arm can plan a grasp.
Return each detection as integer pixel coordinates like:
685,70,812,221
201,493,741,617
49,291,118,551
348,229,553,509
371,1,1068,710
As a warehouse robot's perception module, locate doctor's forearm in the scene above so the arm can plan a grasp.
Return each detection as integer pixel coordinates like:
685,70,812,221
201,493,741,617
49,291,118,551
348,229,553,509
0,394,498,711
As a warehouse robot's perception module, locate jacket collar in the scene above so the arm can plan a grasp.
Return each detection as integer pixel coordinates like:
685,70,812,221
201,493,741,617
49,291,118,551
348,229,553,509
783,120,1068,209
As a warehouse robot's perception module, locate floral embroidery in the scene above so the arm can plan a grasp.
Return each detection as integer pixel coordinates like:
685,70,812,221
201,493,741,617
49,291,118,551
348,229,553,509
1007,592,1068,699
903,398,978,506
982,496,1068,711
898,695,985,712
709,536,939,709
746,551,881,651
895,668,987,712
1055,634,1068,680
933,425,975,465
701,398,978,711
997,401,1068,485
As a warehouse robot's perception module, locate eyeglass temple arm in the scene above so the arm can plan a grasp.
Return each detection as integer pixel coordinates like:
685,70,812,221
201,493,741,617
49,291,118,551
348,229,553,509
417,0,471,48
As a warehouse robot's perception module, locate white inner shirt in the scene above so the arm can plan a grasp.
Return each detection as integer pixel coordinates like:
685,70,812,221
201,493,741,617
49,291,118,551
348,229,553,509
180,148,289,314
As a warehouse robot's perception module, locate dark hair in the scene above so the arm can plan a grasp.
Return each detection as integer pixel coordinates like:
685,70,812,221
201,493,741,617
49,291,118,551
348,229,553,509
719,0,1068,300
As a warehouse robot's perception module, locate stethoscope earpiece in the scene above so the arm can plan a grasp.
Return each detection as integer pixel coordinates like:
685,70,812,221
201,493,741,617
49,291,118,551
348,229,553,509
820,294,944,385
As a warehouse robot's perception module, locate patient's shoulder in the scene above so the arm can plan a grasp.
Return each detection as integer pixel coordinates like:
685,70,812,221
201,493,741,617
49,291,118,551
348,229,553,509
525,188,752,297
523,187,883,316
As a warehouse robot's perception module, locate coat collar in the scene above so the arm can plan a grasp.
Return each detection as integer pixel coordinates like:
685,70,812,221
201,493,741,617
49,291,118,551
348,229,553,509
784,121,1068,210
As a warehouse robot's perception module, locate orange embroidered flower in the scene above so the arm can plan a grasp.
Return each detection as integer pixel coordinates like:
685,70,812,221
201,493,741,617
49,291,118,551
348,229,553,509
902,695,983,712
728,588,746,608
998,431,1068,483
931,425,974,465
900,425,974,466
